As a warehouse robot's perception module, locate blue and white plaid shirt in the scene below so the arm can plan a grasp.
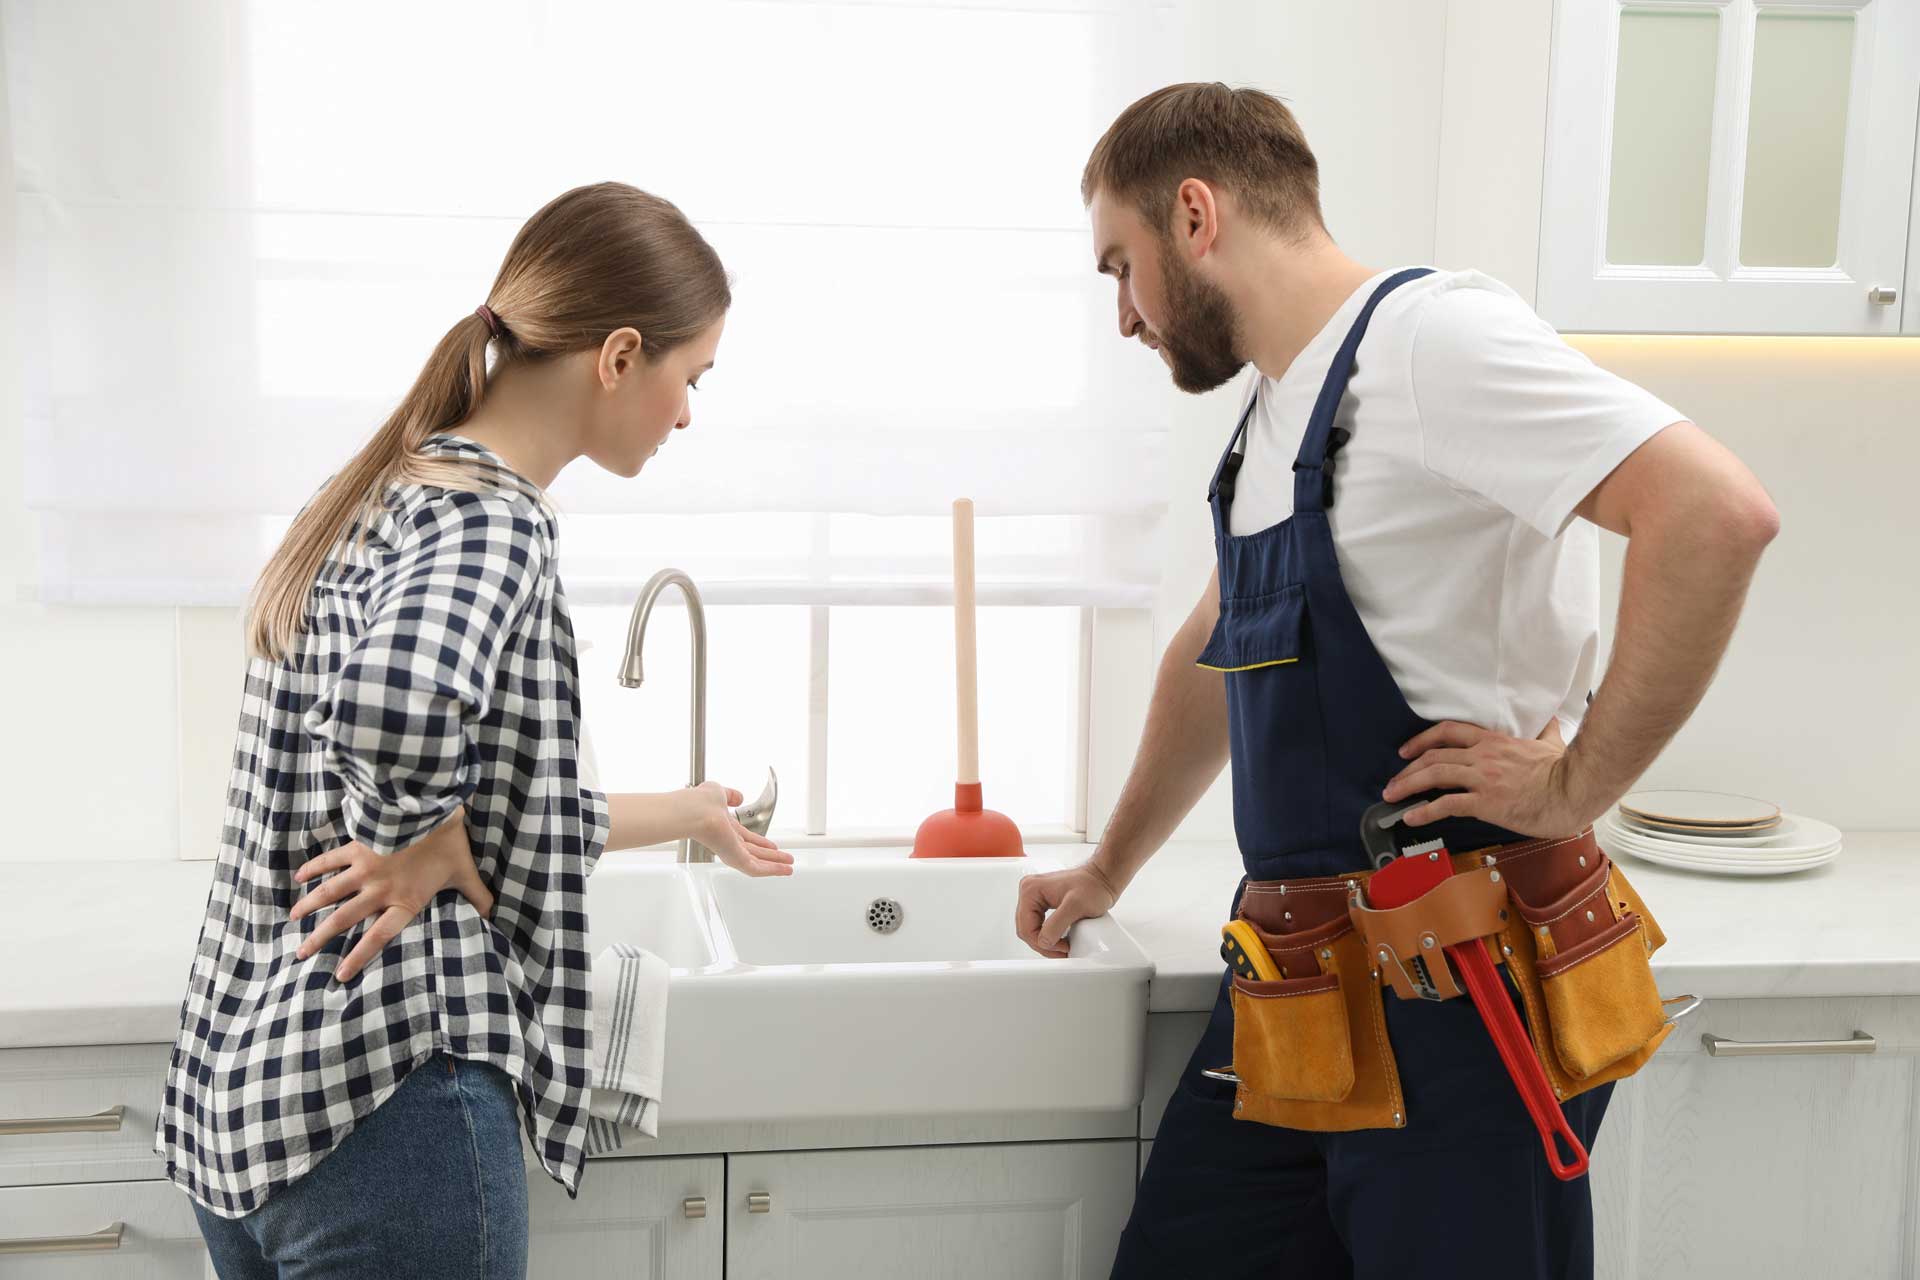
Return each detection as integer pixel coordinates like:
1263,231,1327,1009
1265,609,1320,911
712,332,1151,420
157,434,610,1218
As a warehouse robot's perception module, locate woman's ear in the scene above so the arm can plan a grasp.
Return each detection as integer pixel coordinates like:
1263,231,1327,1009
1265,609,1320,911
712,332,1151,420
597,326,646,388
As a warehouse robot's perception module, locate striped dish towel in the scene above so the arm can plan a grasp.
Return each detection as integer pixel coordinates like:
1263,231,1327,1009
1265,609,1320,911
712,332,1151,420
583,943,670,1155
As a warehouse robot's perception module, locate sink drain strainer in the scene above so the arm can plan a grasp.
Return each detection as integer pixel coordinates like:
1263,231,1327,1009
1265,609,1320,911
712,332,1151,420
866,897,903,934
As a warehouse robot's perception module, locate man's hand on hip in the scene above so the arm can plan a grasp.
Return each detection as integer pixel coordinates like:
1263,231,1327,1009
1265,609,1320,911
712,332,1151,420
1383,717,1595,840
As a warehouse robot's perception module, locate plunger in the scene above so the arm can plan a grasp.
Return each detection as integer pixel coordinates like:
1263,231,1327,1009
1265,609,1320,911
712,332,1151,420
910,499,1025,859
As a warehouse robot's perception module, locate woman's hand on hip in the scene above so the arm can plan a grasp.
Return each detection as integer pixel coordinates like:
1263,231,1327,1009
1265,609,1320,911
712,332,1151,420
678,781,794,877
290,809,495,982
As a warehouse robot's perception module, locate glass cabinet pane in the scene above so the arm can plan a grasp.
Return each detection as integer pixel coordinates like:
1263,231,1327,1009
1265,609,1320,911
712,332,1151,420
1740,11,1854,268
1607,9,1721,266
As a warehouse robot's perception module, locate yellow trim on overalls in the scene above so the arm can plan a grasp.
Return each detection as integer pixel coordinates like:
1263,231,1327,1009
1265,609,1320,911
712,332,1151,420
1195,657,1300,674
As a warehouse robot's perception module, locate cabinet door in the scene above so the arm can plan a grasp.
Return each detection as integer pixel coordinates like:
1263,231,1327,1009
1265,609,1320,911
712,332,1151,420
1592,997,1916,1278
1539,0,1920,334
727,1141,1136,1280
1906,104,1920,333
527,1155,723,1280
0,1180,211,1279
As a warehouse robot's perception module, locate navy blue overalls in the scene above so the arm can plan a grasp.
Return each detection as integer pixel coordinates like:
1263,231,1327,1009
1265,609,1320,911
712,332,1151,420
1111,270,1612,1280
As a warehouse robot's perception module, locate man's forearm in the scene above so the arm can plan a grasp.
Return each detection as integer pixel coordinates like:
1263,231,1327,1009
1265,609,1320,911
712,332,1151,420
1561,503,1778,820
1088,615,1231,896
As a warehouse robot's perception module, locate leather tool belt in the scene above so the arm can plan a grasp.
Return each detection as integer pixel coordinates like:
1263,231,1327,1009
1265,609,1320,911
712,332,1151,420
1212,828,1690,1133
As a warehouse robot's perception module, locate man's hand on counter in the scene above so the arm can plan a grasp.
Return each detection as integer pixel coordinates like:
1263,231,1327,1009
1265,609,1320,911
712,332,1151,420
1015,861,1123,959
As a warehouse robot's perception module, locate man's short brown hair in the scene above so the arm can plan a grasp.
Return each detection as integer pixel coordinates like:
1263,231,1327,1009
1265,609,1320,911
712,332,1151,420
1081,83,1324,241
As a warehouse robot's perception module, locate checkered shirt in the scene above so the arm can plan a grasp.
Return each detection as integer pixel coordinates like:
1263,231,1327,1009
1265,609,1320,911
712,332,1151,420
155,434,610,1218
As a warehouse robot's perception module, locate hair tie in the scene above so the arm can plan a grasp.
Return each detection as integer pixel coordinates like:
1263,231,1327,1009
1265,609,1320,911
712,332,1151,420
474,304,504,340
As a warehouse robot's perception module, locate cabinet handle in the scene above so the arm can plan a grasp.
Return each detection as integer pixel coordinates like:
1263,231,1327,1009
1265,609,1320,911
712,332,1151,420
0,1223,125,1256
682,1196,707,1220
1701,1029,1876,1058
747,1191,772,1214
1868,285,1898,305
0,1105,126,1137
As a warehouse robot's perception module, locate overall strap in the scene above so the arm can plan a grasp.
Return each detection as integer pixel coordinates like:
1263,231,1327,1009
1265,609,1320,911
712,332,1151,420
1291,267,1434,515
1205,383,1261,537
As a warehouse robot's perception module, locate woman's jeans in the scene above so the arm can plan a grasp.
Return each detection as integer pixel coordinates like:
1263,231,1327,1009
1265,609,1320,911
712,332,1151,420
193,1052,530,1280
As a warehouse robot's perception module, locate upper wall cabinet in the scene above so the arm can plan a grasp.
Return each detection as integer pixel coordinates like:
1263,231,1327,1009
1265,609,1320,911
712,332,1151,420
1537,0,1920,334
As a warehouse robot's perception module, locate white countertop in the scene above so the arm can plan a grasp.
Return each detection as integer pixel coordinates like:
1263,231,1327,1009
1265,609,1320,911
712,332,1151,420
3,831,1916,1048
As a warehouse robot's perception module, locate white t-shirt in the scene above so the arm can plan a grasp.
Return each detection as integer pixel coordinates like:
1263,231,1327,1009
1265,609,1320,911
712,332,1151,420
1225,267,1685,741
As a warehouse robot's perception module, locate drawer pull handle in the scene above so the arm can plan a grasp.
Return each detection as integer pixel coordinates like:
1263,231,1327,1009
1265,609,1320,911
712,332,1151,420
747,1191,772,1214
0,1105,126,1137
683,1196,707,1220
1702,1030,1876,1058
0,1223,125,1255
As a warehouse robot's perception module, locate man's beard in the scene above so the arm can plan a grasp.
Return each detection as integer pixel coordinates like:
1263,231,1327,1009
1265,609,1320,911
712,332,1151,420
1155,242,1246,394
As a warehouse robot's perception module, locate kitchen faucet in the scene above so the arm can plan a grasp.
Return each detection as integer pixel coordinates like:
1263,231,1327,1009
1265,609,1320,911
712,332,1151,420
619,569,777,861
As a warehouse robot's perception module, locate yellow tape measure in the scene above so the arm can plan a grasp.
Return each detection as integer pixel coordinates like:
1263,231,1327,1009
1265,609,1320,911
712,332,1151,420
1220,919,1283,982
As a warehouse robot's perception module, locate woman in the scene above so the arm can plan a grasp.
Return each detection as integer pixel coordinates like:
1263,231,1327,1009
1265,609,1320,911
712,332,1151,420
157,182,792,1280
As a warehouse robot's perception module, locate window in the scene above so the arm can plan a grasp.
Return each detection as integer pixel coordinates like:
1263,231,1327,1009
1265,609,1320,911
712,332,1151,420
572,603,1083,839
8,2,1184,840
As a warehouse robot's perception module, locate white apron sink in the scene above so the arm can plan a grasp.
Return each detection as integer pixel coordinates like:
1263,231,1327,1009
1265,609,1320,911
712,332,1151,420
584,851,1153,1128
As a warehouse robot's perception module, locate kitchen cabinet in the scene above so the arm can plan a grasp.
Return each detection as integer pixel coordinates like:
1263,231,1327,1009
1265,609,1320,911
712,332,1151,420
0,1180,210,1278
1138,998,1919,1276
1589,995,1919,1279
1536,0,1920,334
725,1142,1136,1280
529,1155,724,1280
1140,1010,1207,1140
7,996,1915,1277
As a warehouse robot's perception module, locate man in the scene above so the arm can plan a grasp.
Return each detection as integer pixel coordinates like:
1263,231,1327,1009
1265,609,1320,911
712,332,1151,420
1014,83,1778,1278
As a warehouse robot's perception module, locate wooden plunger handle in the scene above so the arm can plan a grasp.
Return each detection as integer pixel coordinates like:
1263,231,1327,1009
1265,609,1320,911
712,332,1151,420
952,498,979,786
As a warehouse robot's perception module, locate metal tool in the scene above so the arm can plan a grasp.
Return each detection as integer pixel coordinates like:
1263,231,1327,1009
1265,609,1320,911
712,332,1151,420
1359,789,1453,869
1362,799,1591,1181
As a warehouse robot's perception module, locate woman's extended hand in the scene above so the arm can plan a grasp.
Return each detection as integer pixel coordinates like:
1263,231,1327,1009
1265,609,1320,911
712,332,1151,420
677,781,794,877
290,809,495,982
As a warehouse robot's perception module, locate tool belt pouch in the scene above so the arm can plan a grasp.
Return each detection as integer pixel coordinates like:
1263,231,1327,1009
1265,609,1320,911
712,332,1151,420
1346,865,1508,1003
1227,888,1405,1132
1495,839,1674,1100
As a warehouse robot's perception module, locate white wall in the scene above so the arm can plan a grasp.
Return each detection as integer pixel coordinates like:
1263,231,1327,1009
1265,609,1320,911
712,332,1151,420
1578,335,1920,830
0,26,187,863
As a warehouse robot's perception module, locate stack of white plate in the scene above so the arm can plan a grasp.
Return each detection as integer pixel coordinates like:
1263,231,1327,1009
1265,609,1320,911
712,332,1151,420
1597,789,1842,877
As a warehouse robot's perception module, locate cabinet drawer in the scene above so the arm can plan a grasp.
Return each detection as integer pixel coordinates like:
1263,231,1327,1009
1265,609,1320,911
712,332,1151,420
0,1044,171,1187
1663,996,1920,1058
0,1179,206,1278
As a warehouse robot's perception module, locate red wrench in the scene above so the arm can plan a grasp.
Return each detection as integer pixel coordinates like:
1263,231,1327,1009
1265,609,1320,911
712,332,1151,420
1368,848,1589,1180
